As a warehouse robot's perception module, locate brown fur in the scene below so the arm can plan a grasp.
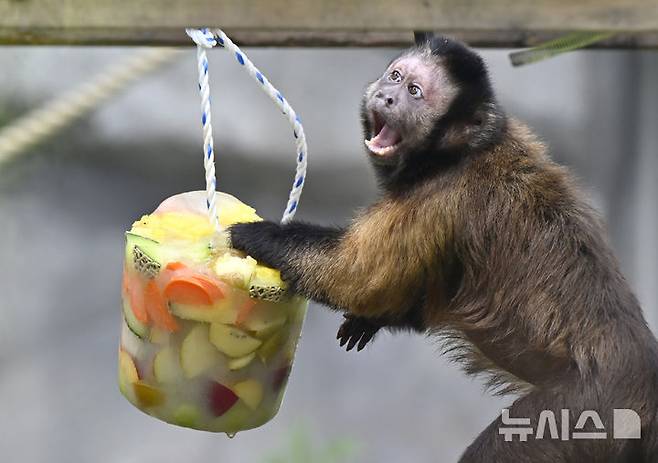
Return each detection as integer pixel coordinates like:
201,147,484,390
230,38,658,462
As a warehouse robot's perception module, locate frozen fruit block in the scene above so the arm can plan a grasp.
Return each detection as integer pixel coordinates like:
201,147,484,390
118,191,307,434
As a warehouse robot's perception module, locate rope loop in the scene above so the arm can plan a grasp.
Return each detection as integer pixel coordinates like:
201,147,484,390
186,28,308,225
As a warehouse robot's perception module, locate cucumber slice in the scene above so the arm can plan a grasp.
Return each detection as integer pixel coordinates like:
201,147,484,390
125,232,162,278
122,298,149,339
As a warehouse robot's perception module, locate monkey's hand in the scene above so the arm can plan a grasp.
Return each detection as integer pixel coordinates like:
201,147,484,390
336,315,382,352
229,221,286,270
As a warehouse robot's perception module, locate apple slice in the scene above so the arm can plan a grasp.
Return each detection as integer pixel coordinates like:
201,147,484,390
118,350,139,402
169,291,248,324
233,379,263,410
209,323,262,358
228,352,256,371
153,346,184,383
241,302,287,338
181,324,223,378
208,382,239,417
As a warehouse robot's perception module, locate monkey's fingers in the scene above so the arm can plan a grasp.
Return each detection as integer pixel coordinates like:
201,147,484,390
337,316,380,352
356,326,379,351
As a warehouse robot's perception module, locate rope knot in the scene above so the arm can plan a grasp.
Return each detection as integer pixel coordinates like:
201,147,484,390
185,28,217,48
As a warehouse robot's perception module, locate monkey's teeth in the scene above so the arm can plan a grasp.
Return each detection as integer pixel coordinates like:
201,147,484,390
364,139,399,156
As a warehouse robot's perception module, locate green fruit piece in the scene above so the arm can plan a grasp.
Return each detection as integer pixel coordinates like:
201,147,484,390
153,346,184,383
257,330,288,363
172,404,201,429
133,381,165,408
125,232,162,278
209,323,262,358
214,253,257,289
233,379,263,410
181,324,223,378
118,350,139,402
213,400,253,433
242,301,287,338
249,266,287,302
228,352,256,370
122,298,149,339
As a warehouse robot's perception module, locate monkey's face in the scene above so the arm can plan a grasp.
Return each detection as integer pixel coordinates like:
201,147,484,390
362,51,458,166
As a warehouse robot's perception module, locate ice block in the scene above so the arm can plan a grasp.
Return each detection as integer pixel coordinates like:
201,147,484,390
118,191,307,434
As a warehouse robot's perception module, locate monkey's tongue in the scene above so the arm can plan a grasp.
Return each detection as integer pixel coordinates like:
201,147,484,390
365,124,402,155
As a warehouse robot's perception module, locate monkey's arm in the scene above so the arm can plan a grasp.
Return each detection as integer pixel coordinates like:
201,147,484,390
230,201,442,320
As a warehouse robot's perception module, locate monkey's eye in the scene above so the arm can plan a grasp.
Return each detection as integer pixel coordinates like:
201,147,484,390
388,70,402,83
408,84,423,99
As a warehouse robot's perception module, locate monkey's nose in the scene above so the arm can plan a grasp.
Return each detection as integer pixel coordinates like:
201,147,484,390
385,97,394,106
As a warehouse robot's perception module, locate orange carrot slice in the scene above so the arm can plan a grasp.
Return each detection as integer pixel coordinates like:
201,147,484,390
144,280,179,332
163,274,224,306
165,261,187,271
125,272,149,324
235,299,257,326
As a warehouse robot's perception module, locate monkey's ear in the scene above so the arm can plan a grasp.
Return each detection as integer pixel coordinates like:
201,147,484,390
414,31,435,46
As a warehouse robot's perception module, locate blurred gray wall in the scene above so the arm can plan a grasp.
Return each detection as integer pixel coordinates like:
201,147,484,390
0,46,656,463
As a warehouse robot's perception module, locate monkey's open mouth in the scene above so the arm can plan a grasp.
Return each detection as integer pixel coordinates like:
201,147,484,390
365,111,402,156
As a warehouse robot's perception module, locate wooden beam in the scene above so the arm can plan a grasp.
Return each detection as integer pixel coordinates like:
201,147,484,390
1,0,657,47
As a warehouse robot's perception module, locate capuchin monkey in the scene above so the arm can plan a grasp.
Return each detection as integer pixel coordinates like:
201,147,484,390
230,36,658,462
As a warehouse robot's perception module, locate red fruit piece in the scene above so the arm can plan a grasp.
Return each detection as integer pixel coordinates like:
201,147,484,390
208,382,239,417
272,365,291,392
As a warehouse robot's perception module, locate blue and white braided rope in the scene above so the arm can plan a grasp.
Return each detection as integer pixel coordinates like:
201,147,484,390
186,28,308,226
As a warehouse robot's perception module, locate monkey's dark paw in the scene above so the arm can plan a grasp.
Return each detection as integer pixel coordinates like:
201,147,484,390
337,315,381,352
229,221,284,268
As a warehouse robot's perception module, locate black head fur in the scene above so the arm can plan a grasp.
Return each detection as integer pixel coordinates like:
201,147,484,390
362,36,507,193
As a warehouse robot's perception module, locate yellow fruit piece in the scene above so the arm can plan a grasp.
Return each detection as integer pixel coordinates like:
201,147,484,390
228,352,256,371
218,203,261,228
131,212,215,242
214,254,257,289
209,323,262,358
133,381,166,408
233,379,264,410
118,350,139,402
